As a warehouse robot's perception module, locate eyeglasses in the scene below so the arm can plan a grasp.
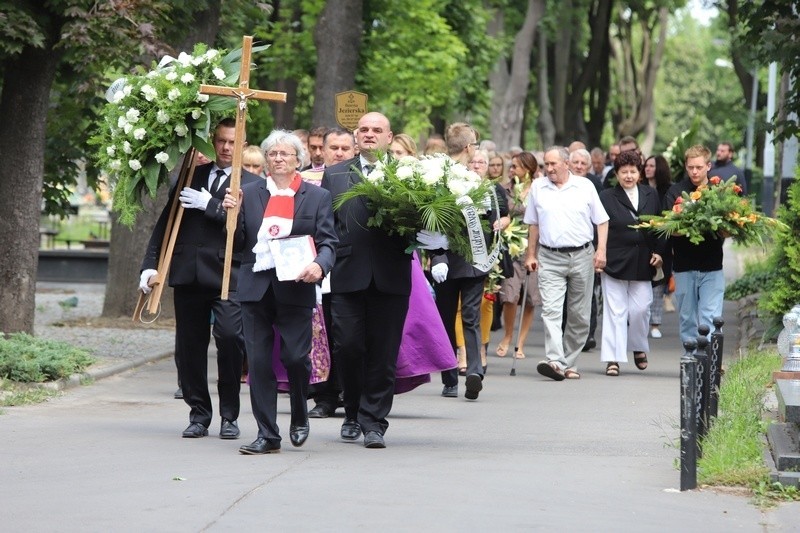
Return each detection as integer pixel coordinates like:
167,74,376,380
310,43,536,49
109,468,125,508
469,142,479,148
266,151,296,159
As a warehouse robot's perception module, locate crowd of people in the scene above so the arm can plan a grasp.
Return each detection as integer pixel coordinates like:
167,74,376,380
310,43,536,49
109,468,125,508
138,112,746,451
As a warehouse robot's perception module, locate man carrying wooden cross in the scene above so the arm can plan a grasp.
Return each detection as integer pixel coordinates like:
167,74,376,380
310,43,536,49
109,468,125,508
140,118,262,439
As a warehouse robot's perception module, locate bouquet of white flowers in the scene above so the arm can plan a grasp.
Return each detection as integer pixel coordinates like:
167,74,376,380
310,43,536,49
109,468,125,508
333,154,496,262
92,43,265,225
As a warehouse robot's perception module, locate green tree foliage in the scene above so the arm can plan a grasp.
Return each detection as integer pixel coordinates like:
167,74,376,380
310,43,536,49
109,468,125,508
652,9,747,154
760,176,800,322
739,0,800,141
359,0,469,137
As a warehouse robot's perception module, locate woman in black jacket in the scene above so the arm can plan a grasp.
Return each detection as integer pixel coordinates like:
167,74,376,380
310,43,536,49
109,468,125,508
598,151,665,376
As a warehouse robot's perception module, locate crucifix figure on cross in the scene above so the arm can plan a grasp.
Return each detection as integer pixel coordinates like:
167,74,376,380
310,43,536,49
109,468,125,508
199,35,287,299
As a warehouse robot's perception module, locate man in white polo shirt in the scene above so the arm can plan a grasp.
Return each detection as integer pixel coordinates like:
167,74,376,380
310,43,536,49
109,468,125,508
523,146,609,380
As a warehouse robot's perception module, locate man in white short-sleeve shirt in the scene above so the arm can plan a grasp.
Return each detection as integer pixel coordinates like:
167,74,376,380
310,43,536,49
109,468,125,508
523,146,609,381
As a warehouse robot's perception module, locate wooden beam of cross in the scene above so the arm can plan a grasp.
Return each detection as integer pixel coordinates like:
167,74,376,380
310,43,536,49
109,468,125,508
200,35,287,299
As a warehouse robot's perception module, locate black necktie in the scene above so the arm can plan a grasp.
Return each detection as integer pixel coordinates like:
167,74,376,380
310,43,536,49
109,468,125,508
210,169,225,192
363,164,373,175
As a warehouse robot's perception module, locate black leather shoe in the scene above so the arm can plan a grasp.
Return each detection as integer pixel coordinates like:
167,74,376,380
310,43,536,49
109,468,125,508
308,404,333,419
220,418,240,440
182,422,208,438
289,424,310,447
340,418,362,441
363,431,386,449
239,438,281,455
464,373,483,400
174,387,183,399
582,336,597,352
441,385,458,398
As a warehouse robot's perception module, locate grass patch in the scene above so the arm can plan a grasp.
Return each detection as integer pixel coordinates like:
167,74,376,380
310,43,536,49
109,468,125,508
698,349,781,486
0,333,95,382
0,385,60,407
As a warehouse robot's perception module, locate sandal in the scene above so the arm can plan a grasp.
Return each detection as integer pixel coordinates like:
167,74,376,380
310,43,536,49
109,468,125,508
458,367,467,376
496,344,509,357
514,351,525,359
605,362,619,377
536,361,565,381
634,352,648,371
564,369,581,379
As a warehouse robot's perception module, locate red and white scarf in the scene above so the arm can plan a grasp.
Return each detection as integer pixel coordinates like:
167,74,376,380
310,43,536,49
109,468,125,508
253,174,302,272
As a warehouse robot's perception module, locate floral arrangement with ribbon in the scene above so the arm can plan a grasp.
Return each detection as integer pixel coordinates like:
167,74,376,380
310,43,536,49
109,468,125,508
92,43,263,225
632,176,785,245
332,154,495,263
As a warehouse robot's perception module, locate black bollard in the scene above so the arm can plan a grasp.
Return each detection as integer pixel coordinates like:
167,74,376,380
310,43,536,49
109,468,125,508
680,339,698,491
708,317,725,421
695,325,711,444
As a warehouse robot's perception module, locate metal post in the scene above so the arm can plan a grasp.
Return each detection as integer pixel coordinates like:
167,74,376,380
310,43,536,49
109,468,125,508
680,339,698,491
695,325,711,446
708,317,725,420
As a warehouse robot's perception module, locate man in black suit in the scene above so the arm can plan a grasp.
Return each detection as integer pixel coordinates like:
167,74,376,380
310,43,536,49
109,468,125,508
429,122,507,401
320,112,412,449
223,130,337,454
139,118,260,439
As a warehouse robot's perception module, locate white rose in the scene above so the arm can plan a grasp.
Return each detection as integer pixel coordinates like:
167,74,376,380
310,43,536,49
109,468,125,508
156,110,169,124
141,85,157,101
111,90,125,103
128,160,142,171
204,49,219,60
419,159,444,184
168,88,181,101
367,169,385,183
106,146,116,156
125,108,140,122
213,67,226,80
449,163,470,179
191,109,201,120
448,179,469,197
196,93,209,103
191,55,204,66
177,52,192,67
123,85,132,96
109,159,121,170
180,72,195,84
117,116,128,129
155,151,169,164
133,128,146,140
396,166,414,180
165,71,178,81
123,141,132,154
174,124,188,137
123,123,133,134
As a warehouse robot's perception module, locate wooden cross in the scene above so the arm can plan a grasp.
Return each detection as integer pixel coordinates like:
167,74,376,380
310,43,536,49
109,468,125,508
200,35,287,299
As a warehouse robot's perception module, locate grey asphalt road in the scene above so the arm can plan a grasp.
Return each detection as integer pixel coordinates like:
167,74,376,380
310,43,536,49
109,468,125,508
3,294,799,532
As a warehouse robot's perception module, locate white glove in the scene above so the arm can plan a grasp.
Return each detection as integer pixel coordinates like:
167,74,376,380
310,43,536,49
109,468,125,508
139,269,157,294
416,230,449,250
179,187,212,210
431,263,449,283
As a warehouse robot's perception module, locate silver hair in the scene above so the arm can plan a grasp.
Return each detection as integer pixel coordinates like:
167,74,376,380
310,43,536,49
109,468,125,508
545,146,570,162
569,148,591,163
262,129,306,170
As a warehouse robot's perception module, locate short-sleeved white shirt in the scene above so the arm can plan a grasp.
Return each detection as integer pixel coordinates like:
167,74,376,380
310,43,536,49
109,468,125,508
523,173,609,248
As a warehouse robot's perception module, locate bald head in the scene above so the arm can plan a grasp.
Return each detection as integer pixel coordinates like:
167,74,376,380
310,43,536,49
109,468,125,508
356,112,393,161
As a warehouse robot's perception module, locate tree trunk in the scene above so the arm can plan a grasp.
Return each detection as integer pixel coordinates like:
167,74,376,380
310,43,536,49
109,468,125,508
311,0,364,128
271,78,300,130
536,26,556,148
489,0,544,151
0,46,61,333
552,0,573,140
178,0,221,52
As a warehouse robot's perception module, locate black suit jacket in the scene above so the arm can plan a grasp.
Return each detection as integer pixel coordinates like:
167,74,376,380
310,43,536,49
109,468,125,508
430,182,509,279
321,157,412,296
141,163,261,290
599,184,665,281
233,178,337,308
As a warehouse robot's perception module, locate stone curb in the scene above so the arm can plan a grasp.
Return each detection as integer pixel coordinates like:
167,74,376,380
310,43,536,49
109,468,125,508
43,350,173,392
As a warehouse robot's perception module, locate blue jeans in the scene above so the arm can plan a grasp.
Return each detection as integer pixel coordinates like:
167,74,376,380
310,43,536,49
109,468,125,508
673,270,725,343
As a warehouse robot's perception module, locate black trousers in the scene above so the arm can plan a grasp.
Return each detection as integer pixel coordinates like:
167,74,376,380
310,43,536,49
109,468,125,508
173,286,244,428
330,283,409,435
242,287,312,444
434,275,485,387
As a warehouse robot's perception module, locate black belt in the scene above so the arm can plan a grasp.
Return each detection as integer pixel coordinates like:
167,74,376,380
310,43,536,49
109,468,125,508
539,242,591,253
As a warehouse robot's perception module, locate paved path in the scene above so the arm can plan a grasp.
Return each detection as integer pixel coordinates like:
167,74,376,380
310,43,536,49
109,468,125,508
3,283,799,531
